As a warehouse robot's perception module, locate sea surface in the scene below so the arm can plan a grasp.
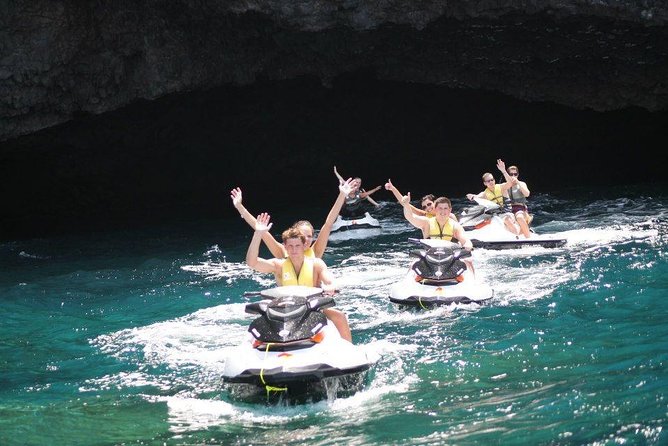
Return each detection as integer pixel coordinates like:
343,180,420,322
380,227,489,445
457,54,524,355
1,183,667,446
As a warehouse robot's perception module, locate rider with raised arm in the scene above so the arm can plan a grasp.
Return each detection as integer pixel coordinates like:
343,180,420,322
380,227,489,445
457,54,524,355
400,195,473,250
245,212,352,342
496,159,532,238
386,179,457,221
334,166,381,217
465,171,518,235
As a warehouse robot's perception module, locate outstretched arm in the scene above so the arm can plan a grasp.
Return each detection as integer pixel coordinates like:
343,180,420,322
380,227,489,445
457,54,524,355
496,159,513,183
360,185,381,207
401,192,429,232
231,187,285,258
496,159,514,194
359,185,381,199
386,179,425,215
246,212,278,273
466,191,486,201
333,166,345,184
312,178,354,258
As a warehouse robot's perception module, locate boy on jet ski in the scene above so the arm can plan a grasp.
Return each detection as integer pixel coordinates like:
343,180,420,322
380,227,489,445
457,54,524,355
385,179,458,221
399,194,475,274
465,171,518,235
245,212,353,342
400,195,472,249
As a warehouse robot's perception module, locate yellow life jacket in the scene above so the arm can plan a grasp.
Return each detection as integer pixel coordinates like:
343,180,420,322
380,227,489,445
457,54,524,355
428,217,453,241
425,211,435,218
484,184,504,206
281,258,315,287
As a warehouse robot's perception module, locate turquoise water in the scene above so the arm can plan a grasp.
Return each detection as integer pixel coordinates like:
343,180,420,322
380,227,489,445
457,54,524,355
1,185,667,445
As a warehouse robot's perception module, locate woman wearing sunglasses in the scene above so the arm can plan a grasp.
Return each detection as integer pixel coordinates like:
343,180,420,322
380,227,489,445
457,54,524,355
496,158,533,238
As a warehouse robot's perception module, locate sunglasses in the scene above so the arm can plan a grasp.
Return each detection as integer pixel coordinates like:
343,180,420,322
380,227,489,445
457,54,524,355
484,178,495,183
509,172,518,176
422,202,433,209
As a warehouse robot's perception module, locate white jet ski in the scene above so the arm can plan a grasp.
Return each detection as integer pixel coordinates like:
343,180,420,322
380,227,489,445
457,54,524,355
222,286,375,401
458,198,567,250
329,212,382,241
389,239,494,308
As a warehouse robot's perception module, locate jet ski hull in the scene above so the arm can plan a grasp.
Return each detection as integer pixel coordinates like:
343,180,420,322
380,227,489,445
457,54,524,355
467,217,566,250
459,199,567,250
471,237,567,250
329,212,382,240
389,270,494,308
223,323,374,397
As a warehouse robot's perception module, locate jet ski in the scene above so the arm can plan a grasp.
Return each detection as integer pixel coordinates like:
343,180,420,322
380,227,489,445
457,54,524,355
458,198,567,250
222,286,375,401
329,212,382,241
389,239,494,308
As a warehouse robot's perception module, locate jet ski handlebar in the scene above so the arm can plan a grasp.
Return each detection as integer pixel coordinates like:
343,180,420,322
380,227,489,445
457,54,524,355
243,287,336,316
408,238,470,254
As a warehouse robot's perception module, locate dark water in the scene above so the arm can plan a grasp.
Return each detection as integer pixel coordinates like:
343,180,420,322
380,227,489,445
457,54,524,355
1,184,666,445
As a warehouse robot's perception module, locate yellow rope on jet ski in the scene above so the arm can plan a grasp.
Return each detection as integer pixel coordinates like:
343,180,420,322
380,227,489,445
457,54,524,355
418,296,428,310
260,343,287,396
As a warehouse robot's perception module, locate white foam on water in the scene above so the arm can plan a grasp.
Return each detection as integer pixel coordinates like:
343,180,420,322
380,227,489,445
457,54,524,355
181,260,256,283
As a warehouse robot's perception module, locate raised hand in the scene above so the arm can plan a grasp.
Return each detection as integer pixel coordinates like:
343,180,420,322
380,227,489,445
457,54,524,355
400,192,411,206
339,177,354,196
384,178,394,190
230,187,243,208
496,159,506,172
254,212,273,232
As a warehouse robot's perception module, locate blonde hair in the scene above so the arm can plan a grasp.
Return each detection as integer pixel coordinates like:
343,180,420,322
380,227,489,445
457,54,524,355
292,220,314,235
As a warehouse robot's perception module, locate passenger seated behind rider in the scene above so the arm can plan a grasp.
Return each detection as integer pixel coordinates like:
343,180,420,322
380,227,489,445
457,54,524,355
246,212,353,342
385,179,457,221
496,159,532,238
230,176,355,259
465,171,519,235
334,166,381,219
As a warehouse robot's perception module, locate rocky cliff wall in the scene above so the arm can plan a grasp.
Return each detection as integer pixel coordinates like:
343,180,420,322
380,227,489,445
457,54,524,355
2,0,667,141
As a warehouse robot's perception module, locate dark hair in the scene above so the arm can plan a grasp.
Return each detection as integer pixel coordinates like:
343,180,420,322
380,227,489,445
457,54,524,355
421,194,435,202
434,197,452,208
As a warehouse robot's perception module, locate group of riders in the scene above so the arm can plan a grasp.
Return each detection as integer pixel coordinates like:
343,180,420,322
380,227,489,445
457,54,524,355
230,159,532,343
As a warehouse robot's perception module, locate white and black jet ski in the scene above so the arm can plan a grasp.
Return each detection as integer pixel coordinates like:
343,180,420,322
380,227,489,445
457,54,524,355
389,239,494,308
458,198,567,250
329,212,382,241
222,286,375,401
